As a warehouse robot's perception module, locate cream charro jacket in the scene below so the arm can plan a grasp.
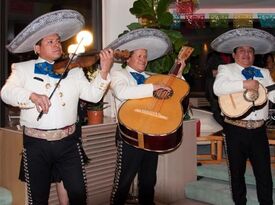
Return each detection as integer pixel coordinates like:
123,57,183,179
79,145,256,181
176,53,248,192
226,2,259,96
213,62,275,120
110,65,154,112
1,57,110,129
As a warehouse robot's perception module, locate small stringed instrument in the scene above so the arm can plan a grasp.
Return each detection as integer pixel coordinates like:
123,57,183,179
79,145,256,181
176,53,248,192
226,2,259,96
53,49,130,74
219,83,275,118
118,46,194,152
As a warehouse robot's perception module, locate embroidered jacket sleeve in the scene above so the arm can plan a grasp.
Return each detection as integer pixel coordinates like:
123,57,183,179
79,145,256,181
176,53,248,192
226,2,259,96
1,62,35,108
75,68,111,103
110,67,153,101
213,63,245,96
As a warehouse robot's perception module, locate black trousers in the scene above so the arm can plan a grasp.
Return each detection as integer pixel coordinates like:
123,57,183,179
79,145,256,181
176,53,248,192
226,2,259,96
224,123,273,205
111,130,158,205
21,131,87,205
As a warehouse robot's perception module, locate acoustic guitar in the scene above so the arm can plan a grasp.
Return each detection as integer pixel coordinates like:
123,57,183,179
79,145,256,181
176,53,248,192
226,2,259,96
118,46,194,152
219,83,275,118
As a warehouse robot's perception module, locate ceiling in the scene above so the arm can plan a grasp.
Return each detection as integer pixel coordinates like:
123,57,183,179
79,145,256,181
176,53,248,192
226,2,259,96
194,0,275,14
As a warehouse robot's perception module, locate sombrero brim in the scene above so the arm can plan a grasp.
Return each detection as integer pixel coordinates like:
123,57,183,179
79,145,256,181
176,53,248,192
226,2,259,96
211,28,275,54
6,9,85,53
106,28,172,61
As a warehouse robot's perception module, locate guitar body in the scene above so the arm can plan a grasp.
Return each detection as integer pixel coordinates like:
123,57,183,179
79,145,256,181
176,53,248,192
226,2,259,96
118,74,190,152
218,84,267,118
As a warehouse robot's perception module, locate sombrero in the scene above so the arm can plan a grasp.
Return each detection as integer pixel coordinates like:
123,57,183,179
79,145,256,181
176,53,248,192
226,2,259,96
211,28,275,54
106,28,172,61
6,9,85,53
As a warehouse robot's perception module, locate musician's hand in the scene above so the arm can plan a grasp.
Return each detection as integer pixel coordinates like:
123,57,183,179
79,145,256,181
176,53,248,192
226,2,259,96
153,84,171,91
99,48,114,80
153,84,172,98
243,79,259,90
30,93,51,113
176,59,186,78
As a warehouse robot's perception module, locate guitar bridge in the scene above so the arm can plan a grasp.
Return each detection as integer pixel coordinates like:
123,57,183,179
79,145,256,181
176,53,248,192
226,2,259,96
134,108,168,120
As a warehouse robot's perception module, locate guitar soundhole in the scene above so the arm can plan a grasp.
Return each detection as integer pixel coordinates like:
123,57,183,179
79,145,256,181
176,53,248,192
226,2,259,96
153,88,173,99
243,89,259,102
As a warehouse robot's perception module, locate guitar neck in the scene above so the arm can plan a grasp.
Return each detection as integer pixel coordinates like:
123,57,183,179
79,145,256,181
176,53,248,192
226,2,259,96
168,46,194,76
169,62,182,76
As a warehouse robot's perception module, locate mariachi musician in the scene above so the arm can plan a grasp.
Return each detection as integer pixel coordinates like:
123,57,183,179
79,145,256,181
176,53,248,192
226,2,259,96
1,9,114,204
107,28,187,205
212,28,275,205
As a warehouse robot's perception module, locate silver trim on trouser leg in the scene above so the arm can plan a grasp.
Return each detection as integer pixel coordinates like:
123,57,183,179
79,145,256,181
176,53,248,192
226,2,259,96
110,139,123,205
22,148,33,205
76,142,88,204
223,134,234,200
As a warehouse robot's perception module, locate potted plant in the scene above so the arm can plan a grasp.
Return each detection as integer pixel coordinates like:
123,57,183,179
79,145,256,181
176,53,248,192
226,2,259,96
122,0,195,74
86,101,108,125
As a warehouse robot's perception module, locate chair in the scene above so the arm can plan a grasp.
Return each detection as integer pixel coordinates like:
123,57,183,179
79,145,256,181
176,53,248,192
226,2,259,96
190,108,224,164
197,135,224,163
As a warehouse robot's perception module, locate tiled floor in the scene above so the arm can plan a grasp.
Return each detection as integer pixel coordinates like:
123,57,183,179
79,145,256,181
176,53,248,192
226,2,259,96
125,198,210,205
155,198,211,205
172,199,211,205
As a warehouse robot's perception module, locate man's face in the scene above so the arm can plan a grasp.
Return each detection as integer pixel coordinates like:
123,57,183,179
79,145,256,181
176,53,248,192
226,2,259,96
266,55,274,70
232,46,255,68
34,33,63,62
127,49,148,73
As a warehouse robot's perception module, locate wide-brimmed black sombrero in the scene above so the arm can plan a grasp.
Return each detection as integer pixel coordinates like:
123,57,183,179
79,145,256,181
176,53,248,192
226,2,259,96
211,28,275,54
106,28,172,61
6,9,85,53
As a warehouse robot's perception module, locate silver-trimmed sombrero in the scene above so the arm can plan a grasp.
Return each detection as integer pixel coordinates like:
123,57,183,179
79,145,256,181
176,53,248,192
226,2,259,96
211,28,275,54
6,9,85,53
106,28,172,61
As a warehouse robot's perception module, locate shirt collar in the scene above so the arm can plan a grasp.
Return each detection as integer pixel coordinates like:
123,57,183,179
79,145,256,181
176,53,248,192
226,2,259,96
35,57,54,65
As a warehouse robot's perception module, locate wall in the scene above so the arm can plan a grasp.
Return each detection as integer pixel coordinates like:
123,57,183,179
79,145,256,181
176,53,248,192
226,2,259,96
102,0,136,46
102,0,136,118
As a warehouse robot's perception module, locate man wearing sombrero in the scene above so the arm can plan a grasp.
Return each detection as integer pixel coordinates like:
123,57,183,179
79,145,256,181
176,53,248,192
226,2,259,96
212,28,275,205
107,28,186,204
1,10,114,204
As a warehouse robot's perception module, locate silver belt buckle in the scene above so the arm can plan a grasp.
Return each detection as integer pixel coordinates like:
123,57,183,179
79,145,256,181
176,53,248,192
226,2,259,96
246,120,253,129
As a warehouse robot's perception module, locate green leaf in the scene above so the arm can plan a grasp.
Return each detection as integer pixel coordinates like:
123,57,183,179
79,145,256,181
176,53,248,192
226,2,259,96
127,23,143,31
119,0,194,75
191,44,201,56
156,0,171,15
158,12,173,27
163,29,184,40
174,38,188,52
161,29,187,52
183,63,191,75
86,101,108,111
147,54,174,74
130,0,155,19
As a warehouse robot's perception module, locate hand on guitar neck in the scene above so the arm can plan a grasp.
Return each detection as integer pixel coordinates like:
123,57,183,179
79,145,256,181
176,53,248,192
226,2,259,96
175,59,186,78
152,59,186,91
166,45,193,79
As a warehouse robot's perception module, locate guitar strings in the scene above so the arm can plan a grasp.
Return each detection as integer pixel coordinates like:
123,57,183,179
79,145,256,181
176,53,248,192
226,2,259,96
142,75,176,126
